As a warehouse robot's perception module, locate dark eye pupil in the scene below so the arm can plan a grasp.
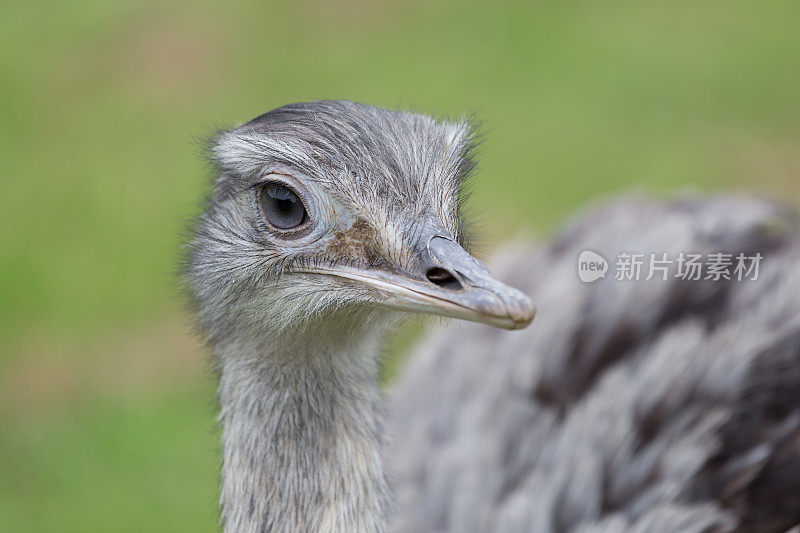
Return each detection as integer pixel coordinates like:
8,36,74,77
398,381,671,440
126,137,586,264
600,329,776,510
260,184,308,230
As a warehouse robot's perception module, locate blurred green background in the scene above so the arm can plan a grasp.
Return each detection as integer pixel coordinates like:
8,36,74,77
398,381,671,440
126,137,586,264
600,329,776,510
1,0,798,530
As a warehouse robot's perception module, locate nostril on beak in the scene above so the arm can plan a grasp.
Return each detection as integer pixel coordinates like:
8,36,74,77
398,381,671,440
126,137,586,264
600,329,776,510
426,267,462,290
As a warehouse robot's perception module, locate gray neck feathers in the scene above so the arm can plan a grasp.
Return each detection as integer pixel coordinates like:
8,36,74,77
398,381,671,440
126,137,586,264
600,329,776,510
216,327,389,533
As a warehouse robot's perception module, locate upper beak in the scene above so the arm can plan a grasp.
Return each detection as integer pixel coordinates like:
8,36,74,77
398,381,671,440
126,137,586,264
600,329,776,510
300,223,535,330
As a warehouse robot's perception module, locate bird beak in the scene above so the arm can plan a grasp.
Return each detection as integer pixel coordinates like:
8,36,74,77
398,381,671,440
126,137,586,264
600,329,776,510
300,226,535,330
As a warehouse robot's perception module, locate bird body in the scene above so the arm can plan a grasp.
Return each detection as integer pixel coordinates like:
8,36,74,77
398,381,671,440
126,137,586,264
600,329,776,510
388,196,800,533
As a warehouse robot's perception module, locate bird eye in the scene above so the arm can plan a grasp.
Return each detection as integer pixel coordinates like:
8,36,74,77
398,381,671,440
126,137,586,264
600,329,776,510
259,184,308,230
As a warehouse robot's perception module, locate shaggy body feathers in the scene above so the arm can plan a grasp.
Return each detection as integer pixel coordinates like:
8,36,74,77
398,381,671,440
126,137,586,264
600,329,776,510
388,196,800,532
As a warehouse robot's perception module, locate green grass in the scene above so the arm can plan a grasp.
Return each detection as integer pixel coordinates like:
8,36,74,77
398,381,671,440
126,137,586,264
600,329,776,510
0,384,219,532
1,0,799,530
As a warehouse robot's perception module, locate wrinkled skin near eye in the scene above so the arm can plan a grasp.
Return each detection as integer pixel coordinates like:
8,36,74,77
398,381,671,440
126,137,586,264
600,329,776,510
259,184,308,230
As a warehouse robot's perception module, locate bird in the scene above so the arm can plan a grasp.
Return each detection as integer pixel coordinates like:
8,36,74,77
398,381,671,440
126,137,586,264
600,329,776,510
185,101,800,532
184,100,535,532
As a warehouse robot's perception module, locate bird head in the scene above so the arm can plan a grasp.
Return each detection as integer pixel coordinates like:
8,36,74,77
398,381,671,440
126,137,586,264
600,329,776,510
185,101,534,345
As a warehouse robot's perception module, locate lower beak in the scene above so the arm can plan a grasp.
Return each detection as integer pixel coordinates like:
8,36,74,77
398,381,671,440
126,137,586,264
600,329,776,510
299,234,535,330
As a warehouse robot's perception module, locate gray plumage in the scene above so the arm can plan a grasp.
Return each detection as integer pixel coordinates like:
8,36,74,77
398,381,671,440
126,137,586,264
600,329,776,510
388,195,800,532
185,101,486,533
184,100,800,532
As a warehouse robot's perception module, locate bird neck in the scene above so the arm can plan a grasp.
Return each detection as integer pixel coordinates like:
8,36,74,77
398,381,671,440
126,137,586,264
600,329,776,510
216,325,389,532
